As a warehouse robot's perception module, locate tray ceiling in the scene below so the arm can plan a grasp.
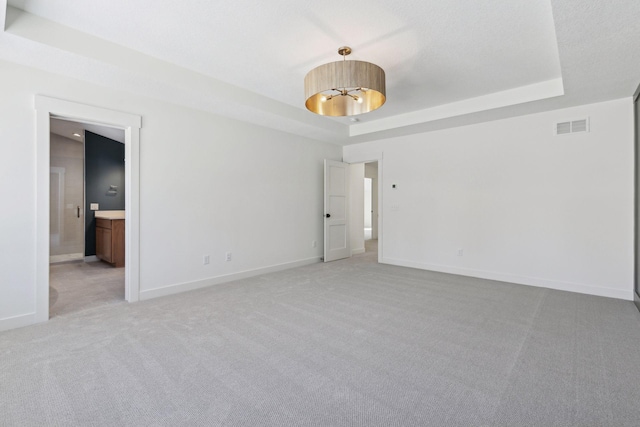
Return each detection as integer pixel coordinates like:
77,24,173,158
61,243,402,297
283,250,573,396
2,0,639,144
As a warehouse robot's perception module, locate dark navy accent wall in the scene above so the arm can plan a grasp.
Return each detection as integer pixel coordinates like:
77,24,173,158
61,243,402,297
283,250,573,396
84,131,125,256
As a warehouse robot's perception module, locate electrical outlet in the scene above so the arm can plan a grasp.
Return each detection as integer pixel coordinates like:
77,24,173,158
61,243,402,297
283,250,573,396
312,240,317,248
90,203,99,211
225,252,232,262
457,249,464,256
203,255,210,265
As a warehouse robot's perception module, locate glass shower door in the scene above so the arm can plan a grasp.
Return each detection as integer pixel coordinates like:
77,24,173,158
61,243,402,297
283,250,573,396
50,134,84,263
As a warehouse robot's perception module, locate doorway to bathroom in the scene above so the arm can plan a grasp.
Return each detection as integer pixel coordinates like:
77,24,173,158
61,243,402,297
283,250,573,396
35,95,141,324
48,118,127,317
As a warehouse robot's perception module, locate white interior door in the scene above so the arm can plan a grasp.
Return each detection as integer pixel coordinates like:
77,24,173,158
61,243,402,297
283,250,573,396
324,159,350,262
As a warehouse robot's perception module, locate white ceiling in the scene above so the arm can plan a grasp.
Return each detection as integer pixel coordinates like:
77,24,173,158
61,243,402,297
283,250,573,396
2,0,639,145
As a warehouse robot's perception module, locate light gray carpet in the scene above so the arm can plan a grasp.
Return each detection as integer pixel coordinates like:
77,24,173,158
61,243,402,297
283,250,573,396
3,242,640,426
49,260,125,318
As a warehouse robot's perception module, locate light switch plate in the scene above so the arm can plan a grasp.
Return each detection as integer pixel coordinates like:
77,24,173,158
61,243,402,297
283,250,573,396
90,203,99,211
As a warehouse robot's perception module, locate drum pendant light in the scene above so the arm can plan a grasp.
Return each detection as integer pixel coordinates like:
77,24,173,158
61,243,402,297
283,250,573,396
304,46,386,117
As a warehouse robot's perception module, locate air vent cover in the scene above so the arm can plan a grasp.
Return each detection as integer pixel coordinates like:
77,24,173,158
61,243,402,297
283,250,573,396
556,122,571,135
555,118,589,135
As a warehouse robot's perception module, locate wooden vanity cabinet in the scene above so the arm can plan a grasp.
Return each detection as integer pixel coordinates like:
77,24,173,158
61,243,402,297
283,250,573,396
96,218,125,267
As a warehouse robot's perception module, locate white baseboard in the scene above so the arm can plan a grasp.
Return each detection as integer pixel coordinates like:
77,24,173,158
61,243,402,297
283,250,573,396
0,312,36,332
140,256,322,301
351,247,365,255
84,256,98,262
381,258,633,301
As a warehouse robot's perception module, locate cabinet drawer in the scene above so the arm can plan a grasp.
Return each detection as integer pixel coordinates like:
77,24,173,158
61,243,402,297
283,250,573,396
96,218,112,229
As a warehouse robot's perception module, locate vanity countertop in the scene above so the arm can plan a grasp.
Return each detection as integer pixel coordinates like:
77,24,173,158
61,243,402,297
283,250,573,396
95,210,125,220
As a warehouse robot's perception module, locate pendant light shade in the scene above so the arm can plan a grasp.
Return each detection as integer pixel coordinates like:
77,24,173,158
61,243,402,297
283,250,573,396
304,47,386,117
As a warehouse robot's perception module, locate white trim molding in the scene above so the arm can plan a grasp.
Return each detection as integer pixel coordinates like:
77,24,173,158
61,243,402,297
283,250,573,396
0,0,7,32
140,257,321,301
0,312,36,332
349,78,564,136
382,257,633,301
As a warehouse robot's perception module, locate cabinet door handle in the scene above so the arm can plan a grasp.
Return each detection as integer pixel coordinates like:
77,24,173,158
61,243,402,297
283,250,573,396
77,206,80,218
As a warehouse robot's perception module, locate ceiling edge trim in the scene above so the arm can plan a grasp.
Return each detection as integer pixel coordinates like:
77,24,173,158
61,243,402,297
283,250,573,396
350,78,565,137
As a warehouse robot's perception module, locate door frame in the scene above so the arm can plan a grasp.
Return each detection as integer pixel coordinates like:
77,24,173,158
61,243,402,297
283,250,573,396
343,153,383,263
634,83,640,311
35,96,142,323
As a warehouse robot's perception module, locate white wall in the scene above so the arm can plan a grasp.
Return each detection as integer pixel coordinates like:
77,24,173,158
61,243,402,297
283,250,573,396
0,60,341,330
349,163,365,255
344,98,634,300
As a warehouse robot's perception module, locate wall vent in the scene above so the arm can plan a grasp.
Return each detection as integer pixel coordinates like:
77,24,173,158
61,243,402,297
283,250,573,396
555,118,589,135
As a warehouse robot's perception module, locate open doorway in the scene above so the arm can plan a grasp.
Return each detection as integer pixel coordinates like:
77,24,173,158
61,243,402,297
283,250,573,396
35,96,141,325
363,161,379,257
348,160,380,261
49,118,126,317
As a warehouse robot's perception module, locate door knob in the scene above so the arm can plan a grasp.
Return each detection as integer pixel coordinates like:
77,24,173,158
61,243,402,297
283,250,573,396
325,213,331,218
